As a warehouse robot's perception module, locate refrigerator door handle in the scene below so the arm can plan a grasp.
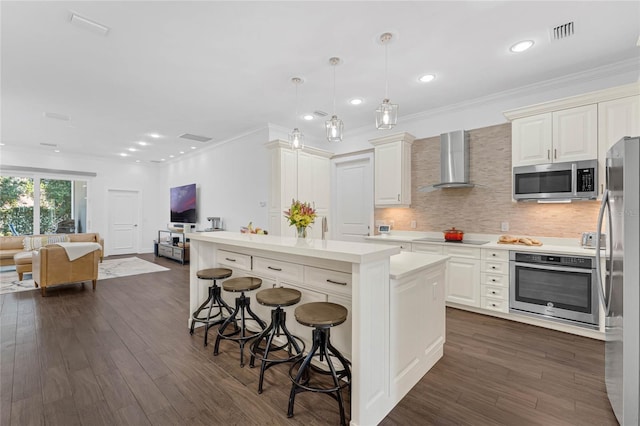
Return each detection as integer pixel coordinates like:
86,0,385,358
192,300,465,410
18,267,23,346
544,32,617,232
595,188,612,315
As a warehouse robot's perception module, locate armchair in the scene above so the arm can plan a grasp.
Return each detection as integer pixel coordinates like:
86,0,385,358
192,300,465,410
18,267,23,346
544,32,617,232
33,244,100,296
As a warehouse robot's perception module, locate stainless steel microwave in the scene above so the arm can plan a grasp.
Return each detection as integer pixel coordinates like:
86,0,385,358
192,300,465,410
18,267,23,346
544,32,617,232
513,159,598,201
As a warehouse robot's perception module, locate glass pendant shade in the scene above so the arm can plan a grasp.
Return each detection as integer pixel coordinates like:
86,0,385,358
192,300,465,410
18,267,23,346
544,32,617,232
289,127,304,150
325,115,344,142
375,98,398,129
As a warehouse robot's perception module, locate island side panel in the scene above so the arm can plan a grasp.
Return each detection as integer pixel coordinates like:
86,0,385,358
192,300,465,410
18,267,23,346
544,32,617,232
350,258,393,426
188,239,217,329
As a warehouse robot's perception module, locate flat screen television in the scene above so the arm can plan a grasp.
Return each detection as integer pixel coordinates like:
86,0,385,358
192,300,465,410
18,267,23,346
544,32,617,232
170,183,197,224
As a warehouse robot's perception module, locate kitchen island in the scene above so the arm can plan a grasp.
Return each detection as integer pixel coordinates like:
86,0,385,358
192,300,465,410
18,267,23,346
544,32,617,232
187,231,448,425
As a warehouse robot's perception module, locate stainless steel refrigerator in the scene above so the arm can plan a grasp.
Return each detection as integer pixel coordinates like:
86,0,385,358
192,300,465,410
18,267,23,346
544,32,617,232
596,136,640,425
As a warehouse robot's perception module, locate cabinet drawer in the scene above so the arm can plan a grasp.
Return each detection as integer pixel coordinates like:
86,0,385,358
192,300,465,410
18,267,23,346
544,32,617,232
481,249,509,261
218,250,252,270
481,297,509,313
481,260,508,274
253,256,303,282
158,245,173,257
375,240,412,252
481,272,509,287
172,247,183,258
304,266,352,297
481,284,508,300
443,245,481,259
412,243,444,255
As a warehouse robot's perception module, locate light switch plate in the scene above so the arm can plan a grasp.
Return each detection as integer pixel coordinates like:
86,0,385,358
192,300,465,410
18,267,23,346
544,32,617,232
501,222,509,232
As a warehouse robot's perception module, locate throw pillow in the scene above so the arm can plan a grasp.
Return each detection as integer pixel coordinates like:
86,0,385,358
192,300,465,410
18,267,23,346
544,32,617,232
23,235,71,251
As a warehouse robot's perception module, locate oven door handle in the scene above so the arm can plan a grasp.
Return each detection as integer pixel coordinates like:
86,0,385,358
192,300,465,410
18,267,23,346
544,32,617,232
513,262,594,274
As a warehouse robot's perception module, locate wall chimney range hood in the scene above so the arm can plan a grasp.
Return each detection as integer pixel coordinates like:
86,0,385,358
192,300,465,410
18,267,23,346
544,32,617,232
418,130,473,192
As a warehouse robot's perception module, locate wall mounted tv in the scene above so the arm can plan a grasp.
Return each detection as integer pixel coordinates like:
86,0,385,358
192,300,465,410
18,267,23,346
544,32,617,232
170,183,197,224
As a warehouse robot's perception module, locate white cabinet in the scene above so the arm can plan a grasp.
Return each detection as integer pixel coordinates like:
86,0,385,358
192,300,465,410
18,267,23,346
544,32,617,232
597,95,640,196
372,240,412,252
480,248,509,313
370,132,415,208
512,105,597,167
412,243,443,255
442,246,481,307
266,140,332,238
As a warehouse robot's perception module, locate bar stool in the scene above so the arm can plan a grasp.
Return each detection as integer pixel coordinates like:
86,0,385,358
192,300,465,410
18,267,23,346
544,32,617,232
249,287,305,394
213,276,266,367
287,302,351,426
189,268,233,346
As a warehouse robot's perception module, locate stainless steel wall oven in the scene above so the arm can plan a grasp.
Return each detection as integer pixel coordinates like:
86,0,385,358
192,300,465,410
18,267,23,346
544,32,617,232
509,251,599,328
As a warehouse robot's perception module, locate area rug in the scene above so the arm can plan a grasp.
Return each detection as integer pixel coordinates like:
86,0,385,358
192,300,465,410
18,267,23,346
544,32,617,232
0,257,170,295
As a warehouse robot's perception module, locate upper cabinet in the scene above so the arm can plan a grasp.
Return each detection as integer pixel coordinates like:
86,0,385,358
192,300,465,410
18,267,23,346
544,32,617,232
512,104,597,167
370,132,415,208
266,140,332,238
597,95,640,195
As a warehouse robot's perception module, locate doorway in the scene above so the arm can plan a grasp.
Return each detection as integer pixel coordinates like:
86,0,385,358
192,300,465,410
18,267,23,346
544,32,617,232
107,189,140,256
331,152,374,242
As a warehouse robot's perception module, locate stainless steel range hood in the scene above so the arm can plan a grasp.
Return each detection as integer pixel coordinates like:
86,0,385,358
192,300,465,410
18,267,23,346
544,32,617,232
433,130,474,188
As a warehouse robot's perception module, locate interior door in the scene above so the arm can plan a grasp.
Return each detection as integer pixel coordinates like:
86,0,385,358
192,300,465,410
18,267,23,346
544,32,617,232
331,153,373,242
107,189,140,256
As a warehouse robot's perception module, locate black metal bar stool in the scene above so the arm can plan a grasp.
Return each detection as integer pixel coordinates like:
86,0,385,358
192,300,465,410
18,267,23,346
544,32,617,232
189,268,233,346
287,302,351,426
249,287,305,394
213,276,266,367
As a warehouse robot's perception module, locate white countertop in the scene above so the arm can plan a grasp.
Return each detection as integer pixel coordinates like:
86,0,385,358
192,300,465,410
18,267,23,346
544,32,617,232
188,231,400,263
366,232,602,257
389,252,449,280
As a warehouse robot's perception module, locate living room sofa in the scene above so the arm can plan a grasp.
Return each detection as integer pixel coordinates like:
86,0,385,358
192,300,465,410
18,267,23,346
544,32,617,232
0,233,104,279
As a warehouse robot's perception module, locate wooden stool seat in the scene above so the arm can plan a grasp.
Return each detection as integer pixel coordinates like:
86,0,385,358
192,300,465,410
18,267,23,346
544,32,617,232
256,287,301,307
197,268,232,280
222,276,262,292
294,302,348,328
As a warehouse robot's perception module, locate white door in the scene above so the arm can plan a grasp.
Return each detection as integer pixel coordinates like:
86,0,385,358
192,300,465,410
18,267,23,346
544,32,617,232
331,153,373,242
107,189,140,256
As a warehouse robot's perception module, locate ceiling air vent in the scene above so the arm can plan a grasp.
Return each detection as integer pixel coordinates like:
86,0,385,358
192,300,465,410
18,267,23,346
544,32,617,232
150,160,163,163
40,142,58,147
313,110,328,117
43,112,70,121
551,22,574,41
179,133,212,143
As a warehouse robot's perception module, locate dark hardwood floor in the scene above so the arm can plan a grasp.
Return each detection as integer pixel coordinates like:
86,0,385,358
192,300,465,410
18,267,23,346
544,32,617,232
0,254,617,425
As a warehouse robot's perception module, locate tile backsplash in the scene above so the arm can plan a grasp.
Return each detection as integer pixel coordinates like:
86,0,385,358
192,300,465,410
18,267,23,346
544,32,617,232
375,123,600,239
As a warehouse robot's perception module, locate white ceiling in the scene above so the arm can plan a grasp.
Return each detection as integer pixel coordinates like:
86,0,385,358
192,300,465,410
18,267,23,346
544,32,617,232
2,1,639,164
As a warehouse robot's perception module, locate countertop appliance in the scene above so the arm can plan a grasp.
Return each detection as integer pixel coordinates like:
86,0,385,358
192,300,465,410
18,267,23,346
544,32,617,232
205,216,223,231
513,159,598,201
596,136,640,425
509,251,599,328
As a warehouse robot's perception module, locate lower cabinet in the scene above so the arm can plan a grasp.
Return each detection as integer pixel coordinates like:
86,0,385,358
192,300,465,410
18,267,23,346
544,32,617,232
480,248,510,313
445,255,481,307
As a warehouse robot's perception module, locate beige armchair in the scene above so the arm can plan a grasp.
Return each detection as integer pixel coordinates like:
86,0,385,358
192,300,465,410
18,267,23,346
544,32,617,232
33,245,100,296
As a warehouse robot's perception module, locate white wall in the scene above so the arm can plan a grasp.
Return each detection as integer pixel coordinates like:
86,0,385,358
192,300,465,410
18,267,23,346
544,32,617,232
0,148,164,254
163,127,271,234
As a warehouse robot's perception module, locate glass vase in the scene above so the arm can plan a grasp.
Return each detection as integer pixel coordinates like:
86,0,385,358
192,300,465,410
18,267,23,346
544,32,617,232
296,226,307,239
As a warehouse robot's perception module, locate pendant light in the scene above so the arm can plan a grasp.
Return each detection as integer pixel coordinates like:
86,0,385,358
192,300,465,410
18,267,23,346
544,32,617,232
375,32,398,130
289,77,304,150
325,57,344,143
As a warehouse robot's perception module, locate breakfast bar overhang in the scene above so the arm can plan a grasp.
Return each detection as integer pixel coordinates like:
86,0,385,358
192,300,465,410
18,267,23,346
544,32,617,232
188,231,448,425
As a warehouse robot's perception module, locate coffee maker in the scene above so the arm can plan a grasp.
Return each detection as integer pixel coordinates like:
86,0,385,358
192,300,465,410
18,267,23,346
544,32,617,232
206,217,223,231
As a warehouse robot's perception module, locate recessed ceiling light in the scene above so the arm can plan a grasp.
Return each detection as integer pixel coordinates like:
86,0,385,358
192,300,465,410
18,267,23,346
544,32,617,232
54,149,61,153
137,141,148,146
128,147,137,152
418,74,436,83
0,143,5,146
135,160,141,163
119,153,128,157
179,151,185,154
169,155,175,158
303,114,314,121
191,146,197,150
160,158,166,161
148,133,161,139
510,40,534,53
349,98,363,105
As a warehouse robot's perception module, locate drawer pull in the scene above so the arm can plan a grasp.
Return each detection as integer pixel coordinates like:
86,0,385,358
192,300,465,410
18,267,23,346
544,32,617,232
492,253,496,257
491,278,496,282
491,303,497,307
326,279,348,286
491,291,497,295
225,257,236,262
267,266,282,271
491,266,497,270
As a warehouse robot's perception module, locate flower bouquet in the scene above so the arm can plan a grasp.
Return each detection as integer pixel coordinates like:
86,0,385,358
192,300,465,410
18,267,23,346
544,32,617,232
283,199,317,238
